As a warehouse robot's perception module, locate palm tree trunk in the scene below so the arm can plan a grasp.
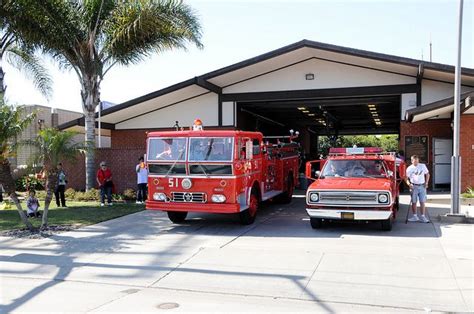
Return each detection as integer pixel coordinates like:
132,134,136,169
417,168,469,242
0,65,5,101
81,75,99,190
0,158,34,230
84,111,96,190
41,169,57,229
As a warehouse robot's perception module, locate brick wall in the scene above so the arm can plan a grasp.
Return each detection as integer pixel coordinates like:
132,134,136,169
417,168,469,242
400,119,452,189
64,148,146,193
111,129,148,149
460,115,474,191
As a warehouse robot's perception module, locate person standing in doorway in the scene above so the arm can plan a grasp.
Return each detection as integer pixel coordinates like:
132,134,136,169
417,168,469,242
136,157,148,204
405,155,430,223
97,161,113,206
55,163,67,207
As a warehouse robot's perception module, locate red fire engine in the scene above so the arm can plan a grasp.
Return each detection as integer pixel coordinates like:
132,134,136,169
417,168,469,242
145,120,300,225
305,147,405,231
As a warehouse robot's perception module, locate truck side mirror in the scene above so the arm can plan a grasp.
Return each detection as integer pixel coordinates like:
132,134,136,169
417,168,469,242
387,170,394,178
306,160,322,180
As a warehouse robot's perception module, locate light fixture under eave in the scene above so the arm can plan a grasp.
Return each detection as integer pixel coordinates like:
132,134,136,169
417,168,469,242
308,113,315,116
297,107,306,110
302,110,310,113
305,73,315,80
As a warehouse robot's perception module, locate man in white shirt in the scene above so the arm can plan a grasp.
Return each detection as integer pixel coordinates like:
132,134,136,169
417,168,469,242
136,157,148,204
405,155,430,223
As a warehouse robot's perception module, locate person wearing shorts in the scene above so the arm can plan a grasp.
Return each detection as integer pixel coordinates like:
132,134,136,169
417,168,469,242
405,155,430,223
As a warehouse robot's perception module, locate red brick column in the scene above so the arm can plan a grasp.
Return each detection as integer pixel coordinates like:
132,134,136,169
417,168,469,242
460,115,474,192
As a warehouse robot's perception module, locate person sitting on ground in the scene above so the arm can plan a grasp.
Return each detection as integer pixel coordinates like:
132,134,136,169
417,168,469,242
26,190,42,218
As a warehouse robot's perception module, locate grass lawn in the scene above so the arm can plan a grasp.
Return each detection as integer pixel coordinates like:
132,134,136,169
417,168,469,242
0,201,145,231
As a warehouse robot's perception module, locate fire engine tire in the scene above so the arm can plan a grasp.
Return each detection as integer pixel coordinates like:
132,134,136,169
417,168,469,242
381,218,393,231
167,211,188,223
310,218,323,229
277,174,294,204
239,192,259,225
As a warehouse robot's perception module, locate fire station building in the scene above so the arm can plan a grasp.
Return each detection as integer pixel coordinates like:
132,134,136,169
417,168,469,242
60,40,474,192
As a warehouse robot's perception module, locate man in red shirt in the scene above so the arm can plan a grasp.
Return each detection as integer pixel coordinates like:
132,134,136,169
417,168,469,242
96,161,113,206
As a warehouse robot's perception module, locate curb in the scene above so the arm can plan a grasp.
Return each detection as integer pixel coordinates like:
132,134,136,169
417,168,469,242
437,214,474,224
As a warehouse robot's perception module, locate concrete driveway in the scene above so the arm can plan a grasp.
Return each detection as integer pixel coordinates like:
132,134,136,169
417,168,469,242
0,193,472,313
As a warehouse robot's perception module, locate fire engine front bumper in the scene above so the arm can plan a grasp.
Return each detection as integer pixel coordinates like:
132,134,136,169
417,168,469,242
146,201,242,214
306,208,392,220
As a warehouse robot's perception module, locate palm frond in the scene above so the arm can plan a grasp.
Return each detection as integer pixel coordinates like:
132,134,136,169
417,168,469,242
103,0,203,66
6,46,53,99
0,102,35,160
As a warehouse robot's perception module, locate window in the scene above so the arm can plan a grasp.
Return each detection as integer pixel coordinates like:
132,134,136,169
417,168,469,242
189,137,234,161
148,138,187,161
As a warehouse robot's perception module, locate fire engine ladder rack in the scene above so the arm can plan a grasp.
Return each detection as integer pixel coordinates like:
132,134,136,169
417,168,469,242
327,152,396,157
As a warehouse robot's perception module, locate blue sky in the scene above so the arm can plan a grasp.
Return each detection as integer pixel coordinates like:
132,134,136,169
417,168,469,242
3,0,473,113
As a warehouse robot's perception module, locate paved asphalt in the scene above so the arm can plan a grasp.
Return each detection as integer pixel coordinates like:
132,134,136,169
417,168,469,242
0,193,472,313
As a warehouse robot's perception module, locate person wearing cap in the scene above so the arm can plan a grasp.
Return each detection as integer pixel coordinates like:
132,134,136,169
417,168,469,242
405,155,430,223
96,161,113,206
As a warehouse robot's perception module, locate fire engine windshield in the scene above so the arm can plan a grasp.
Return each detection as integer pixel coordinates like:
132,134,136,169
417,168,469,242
148,138,187,161
188,137,233,162
322,159,388,178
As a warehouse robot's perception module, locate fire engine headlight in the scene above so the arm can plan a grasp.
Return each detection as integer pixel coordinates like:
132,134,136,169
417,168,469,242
309,192,319,202
378,193,389,204
181,178,192,190
153,192,166,201
211,194,226,203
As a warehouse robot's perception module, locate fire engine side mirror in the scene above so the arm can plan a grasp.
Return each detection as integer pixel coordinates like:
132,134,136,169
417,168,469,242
387,170,394,178
315,171,321,178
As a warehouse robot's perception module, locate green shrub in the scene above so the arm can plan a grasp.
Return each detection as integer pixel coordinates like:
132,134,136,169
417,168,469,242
65,188,76,200
15,174,44,192
112,194,124,201
35,190,47,199
122,189,136,201
462,186,474,198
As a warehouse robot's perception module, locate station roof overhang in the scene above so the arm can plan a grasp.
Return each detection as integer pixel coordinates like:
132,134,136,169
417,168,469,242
58,39,474,131
405,91,474,122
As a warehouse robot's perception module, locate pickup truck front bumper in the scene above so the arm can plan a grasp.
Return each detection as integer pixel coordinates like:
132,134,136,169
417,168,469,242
306,208,392,220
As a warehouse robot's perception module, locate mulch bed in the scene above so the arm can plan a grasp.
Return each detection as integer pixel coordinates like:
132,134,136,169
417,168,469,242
0,224,80,239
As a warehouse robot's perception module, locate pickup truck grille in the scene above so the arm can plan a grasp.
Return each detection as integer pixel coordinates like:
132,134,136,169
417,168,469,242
308,191,389,206
172,192,206,203
320,192,377,202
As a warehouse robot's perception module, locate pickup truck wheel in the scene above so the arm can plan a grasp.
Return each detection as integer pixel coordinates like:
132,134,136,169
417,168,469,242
310,218,323,229
167,211,188,223
239,192,259,225
277,175,294,204
381,217,392,231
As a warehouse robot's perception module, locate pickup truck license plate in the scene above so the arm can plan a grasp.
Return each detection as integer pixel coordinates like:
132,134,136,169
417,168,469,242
341,212,354,220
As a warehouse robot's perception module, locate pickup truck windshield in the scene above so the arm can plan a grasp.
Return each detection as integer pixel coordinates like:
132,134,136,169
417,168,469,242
188,137,234,162
148,138,187,161
322,159,388,178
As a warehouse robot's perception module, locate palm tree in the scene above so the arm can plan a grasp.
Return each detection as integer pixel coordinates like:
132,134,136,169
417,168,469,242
0,102,35,230
26,128,87,229
4,0,203,189
1,16,52,100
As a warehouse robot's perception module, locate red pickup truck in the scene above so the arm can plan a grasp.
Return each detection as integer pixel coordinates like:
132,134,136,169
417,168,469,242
305,147,405,231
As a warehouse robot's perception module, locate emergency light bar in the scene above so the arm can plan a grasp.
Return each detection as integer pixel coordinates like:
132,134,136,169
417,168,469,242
329,147,383,154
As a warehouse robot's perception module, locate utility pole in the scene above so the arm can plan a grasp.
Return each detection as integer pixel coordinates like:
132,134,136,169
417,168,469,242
450,0,463,216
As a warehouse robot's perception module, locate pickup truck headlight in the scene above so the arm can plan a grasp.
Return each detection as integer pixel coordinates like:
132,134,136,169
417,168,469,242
153,192,167,201
309,192,319,202
378,193,389,204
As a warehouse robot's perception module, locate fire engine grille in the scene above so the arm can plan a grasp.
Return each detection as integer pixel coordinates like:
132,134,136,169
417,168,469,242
172,192,207,203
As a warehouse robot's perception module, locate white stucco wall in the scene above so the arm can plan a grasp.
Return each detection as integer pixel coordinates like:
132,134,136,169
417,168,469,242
421,80,474,105
223,58,416,93
115,92,219,129
222,101,235,126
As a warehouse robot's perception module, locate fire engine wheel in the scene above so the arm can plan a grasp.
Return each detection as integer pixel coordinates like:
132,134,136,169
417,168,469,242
277,175,294,204
381,217,393,231
239,192,259,225
167,211,188,223
310,218,323,229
